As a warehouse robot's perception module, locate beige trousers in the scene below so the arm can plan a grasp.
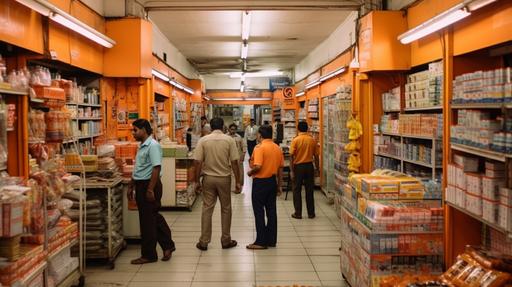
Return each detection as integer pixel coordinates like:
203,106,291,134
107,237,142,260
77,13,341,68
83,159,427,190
200,175,232,246
231,162,245,192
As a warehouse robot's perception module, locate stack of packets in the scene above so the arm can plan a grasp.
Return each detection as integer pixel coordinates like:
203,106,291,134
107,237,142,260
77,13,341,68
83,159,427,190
446,154,510,230
339,170,444,287
175,168,189,191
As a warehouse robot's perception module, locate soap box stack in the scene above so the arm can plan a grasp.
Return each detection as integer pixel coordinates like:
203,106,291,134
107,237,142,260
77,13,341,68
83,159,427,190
446,154,508,227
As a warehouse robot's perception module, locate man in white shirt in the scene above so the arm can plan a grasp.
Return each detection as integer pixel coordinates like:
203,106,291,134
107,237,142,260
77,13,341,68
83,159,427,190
201,116,211,137
244,119,259,157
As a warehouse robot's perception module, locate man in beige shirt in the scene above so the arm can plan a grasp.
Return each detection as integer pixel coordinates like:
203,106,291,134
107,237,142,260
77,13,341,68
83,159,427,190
194,117,241,251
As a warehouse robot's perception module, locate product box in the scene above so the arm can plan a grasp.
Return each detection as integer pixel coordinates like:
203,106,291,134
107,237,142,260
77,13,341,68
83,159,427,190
453,154,479,172
465,192,482,216
456,187,466,208
499,203,512,231
466,173,482,197
485,161,506,171
482,177,506,201
499,188,512,206
362,177,400,194
482,198,499,224
455,166,467,190
2,201,24,237
446,185,456,204
397,177,426,199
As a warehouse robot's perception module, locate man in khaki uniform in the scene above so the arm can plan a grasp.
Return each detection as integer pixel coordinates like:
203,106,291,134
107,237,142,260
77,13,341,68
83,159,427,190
194,117,241,251
228,123,245,192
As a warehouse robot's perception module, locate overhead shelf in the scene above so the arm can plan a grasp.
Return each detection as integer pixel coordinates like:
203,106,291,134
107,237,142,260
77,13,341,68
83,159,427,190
380,132,439,140
0,87,29,96
402,157,441,169
451,143,508,162
451,103,506,109
67,102,102,107
404,106,442,111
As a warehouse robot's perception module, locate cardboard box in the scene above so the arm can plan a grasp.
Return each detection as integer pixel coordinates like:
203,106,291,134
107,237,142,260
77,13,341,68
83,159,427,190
453,154,479,172
483,198,499,224
499,203,512,231
455,166,467,190
456,187,466,208
2,201,24,237
466,173,482,197
466,192,482,216
482,177,506,201
362,177,400,194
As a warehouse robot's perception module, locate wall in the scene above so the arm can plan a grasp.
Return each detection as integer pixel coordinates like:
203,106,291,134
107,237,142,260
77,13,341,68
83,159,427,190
204,76,270,90
294,11,358,82
387,0,417,10
80,0,104,15
152,19,200,80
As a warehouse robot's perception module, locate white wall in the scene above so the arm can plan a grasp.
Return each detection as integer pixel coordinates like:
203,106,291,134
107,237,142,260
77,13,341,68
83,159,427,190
387,0,417,10
152,20,201,80
294,11,358,82
204,76,270,90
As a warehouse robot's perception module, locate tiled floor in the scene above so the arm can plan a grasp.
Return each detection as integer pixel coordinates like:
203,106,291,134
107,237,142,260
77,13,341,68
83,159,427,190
86,160,346,287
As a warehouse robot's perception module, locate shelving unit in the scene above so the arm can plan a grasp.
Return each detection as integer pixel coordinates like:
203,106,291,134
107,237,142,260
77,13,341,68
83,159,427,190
161,145,197,209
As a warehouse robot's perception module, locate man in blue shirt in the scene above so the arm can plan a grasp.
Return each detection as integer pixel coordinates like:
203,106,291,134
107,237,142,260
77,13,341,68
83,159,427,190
128,119,175,264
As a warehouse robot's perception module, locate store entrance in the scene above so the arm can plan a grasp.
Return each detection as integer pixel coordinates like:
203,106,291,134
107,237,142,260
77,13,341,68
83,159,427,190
210,104,271,135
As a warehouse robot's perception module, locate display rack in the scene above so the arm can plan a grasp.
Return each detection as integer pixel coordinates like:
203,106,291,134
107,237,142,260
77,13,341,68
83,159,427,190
161,145,197,209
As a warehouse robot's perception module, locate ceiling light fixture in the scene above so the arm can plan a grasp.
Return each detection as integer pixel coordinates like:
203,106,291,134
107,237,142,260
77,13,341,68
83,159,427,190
203,96,211,101
15,0,116,48
210,97,272,101
152,69,170,82
169,79,194,94
398,3,470,44
183,87,194,94
242,11,252,41
241,43,249,59
241,73,246,82
319,67,347,82
229,71,284,78
305,80,320,90
295,91,305,97
240,84,245,93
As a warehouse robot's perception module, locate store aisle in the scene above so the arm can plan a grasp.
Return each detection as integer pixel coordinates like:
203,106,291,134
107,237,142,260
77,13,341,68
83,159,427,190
86,159,345,287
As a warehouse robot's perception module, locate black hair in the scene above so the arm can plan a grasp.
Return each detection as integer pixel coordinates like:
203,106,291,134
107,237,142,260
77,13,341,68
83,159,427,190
210,117,224,130
258,125,272,139
298,121,308,132
229,123,238,129
132,119,153,135
250,118,255,122
201,116,207,121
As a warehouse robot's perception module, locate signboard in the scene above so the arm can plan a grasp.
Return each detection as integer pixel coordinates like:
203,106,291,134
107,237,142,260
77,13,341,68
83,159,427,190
269,77,291,91
281,87,296,109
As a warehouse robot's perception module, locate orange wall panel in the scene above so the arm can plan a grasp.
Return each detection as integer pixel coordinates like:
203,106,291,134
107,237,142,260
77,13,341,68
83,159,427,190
69,33,103,73
407,0,462,28
153,78,170,98
49,22,71,64
104,18,152,78
359,11,410,72
320,72,352,97
453,0,512,56
0,0,43,54
410,34,443,67
321,48,352,76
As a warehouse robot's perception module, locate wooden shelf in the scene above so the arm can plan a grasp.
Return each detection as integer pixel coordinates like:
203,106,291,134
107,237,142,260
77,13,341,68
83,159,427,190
402,157,441,169
380,132,439,140
49,239,79,260
451,103,503,109
447,202,507,234
20,262,47,285
404,106,442,111
451,143,508,162
376,152,402,161
0,87,29,96
67,102,102,107
73,117,102,120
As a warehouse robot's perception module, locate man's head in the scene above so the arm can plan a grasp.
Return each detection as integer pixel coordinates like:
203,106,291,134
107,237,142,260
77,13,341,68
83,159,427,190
298,121,308,132
258,125,272,140
250,119,255,126
274,119,280,123
210,117,224,131
229,123,238,135
201,116,208,125
132,119,152,141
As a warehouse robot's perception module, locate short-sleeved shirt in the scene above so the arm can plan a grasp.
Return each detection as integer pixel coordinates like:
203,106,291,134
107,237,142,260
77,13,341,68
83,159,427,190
290,132,319,165
230,133,245,160
245,125,259,141
194,130,240,177
250,139,284,179
133,136,162,180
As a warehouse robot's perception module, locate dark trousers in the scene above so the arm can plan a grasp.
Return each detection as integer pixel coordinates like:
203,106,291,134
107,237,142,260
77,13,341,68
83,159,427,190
247,139,257,157
293,162,315,217
252,176,278,247
135,179,175,260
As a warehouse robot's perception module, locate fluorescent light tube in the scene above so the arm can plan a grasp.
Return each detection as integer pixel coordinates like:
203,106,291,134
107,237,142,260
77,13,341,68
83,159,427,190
246,98,272,101
184,87,194,94
319,67,347,82
152,69,170,82
241,43,249,59
203,96,211,101
466,0,497,11
241,73,246,82
15,0,50,15
242,11,251,41
305,80,320,90
240,85,245,92
398,4,470,44
229,71,284,78
211,98,245,101
295,91,305,97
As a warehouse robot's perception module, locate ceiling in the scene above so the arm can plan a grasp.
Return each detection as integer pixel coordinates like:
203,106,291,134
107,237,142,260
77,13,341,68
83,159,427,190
143,1,358,75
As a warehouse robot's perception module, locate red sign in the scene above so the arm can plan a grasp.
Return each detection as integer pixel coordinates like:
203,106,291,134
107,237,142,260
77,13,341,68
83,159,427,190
282,87,296,109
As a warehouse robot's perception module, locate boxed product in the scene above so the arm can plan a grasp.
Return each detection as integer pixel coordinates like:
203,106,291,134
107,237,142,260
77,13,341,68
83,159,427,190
455,165,467,190
2,200,24,237
466,173,483,197
465,191,482,216
482,198,499,224
456,187,466,207
453,154,479,172
498,203,512,231
361,177,400,194
446,185,456,204
397,177,426,199
482,177,506,201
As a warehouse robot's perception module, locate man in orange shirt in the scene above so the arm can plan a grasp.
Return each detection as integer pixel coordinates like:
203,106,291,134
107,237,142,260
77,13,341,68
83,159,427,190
247,125,284,249
290,121,320,219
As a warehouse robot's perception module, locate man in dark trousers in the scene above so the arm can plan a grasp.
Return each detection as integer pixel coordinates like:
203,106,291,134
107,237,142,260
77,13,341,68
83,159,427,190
128,119,175,264
194,117,241,251
244,119,259,157
247,125,284,249
290,121,320,219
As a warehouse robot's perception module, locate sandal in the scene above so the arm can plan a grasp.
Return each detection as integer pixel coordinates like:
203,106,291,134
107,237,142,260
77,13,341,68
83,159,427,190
130,257,157,265
161,247,176,261
246,244,267,250
222,240,238,249
291,213,302,219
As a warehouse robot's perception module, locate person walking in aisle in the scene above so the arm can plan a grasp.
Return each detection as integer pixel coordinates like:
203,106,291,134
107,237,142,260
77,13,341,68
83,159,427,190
290,121,320,219
244,119,259,158
201,116,211,136
128,119,175,264
247,125,284,250
194,117,241,251
228,123,245,192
